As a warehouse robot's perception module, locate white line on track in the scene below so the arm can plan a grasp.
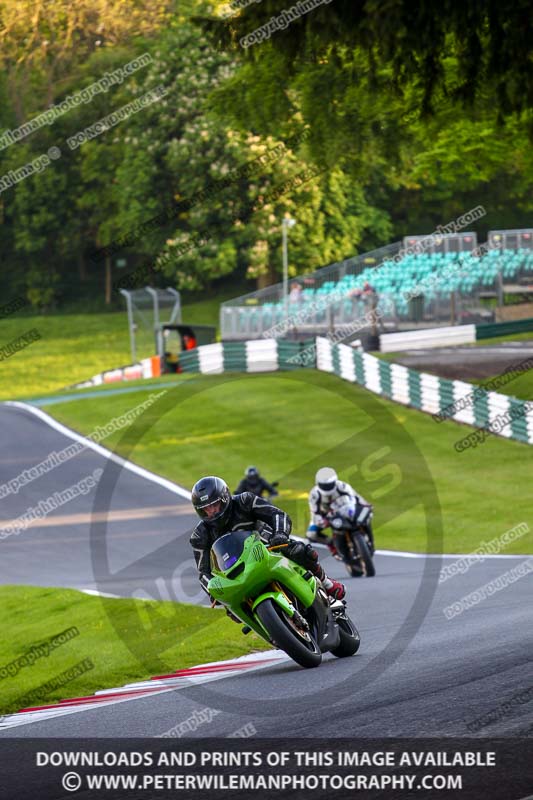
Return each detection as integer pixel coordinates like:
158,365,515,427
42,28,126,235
374,549,530,559
3,402,529,560
4,400,192,500
312,542,530,559
1,401,531,731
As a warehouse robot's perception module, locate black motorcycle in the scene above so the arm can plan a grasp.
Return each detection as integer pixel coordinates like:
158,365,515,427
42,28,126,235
328,502,376,578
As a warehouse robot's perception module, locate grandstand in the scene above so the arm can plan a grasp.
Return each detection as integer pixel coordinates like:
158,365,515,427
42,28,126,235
221,229,533,342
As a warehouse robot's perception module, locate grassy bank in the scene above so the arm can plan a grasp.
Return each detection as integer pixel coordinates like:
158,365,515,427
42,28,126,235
48,370,533,555
471,369,533,401
0,292,230,401
0,585,269,716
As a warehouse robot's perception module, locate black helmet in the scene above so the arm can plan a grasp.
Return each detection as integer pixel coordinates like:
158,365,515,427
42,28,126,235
246,465,259,478
191,476,232,529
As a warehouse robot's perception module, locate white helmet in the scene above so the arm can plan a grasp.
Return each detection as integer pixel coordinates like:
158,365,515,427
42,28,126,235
315,467,338,499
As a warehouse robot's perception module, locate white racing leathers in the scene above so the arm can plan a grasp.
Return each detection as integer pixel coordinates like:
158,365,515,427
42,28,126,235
307,481,372,542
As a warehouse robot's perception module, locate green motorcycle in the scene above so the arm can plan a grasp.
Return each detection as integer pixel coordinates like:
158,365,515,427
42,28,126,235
207,529,361,669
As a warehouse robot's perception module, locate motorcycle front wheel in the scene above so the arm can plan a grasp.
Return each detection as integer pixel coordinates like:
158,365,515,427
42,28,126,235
256,598,322,669
330,614,361,658
353,532,376,577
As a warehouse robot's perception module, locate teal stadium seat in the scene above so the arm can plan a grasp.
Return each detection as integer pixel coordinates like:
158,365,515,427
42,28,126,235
239,247,533,329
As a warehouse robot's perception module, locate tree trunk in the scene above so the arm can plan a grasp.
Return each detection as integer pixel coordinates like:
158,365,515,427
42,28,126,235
256,263,276,289
78,252,87,282
105,256,112,304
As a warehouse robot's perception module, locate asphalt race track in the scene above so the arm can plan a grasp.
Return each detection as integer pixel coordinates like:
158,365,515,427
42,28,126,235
390,342,533,381
1,403,532,739
0,402,203,604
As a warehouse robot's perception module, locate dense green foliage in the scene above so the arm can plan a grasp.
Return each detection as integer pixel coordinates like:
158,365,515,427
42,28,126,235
210,0,533,124
0,0,531,311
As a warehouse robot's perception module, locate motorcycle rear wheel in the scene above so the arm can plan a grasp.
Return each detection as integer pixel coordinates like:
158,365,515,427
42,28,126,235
256,598,322,668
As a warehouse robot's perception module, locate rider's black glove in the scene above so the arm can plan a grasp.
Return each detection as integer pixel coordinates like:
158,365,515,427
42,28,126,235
269,532,289,548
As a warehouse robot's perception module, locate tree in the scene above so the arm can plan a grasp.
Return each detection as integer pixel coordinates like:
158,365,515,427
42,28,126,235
205,0,533,122
106,17,381,290
0,0,171,118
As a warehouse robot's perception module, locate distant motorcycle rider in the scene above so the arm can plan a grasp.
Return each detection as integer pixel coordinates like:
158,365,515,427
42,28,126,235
307,467,375,556
234,466,278,498
190,476,346,603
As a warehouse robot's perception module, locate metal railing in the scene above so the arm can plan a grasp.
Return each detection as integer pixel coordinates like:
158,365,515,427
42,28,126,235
220,231,533,341
221,242,401,339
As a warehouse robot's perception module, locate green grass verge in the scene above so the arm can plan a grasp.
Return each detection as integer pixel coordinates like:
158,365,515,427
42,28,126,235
0,293,234,401
471,369,533,400
0,313,131,401
0,585,269,716
48,370,533,555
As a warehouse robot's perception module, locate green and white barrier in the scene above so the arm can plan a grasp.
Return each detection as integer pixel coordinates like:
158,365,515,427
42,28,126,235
179,339,314,374
316,337,533,446
163,335,533,446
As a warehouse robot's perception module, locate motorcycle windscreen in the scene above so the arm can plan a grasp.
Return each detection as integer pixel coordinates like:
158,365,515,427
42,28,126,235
211,530,254,572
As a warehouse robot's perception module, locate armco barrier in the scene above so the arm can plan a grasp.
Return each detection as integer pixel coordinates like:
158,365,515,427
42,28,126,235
476,316,533,340
380,325,476,352
66,341,313,389
315,337,533,446
380,316,533,352
66,336,532,446
68,356,161,389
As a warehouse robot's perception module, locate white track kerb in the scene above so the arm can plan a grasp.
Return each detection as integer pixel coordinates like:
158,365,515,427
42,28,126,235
0,652,288,730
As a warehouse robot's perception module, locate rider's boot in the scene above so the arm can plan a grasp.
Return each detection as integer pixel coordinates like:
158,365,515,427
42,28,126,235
293,541,346,600
323,576,346,601
315,563,346,600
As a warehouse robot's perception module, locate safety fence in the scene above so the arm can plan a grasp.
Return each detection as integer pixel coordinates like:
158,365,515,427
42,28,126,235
315,338,533,446
178,338,314,373
380,316,533,352
65,341,310,390
68,356,161,389
380,324,476,352
220,228,533,341
65,336,533,447
476,316,533,340
176,336,532,445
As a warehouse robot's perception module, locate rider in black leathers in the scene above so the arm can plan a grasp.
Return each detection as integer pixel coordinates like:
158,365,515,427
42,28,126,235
234,466,278,498
190,476,346,601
